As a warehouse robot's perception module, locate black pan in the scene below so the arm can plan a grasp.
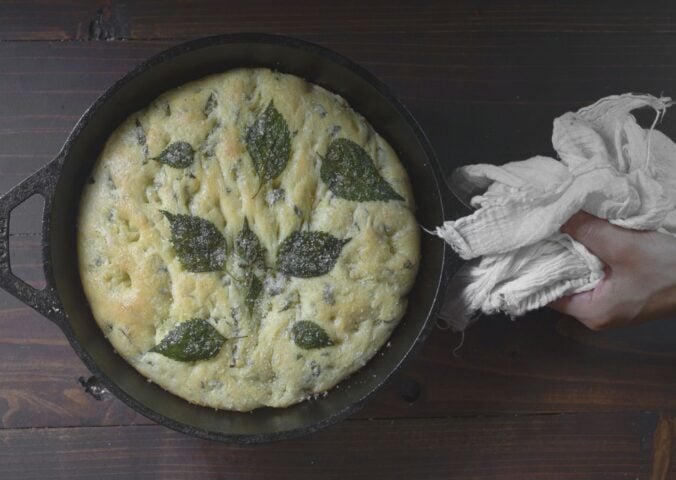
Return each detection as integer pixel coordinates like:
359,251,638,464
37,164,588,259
0,34,459,443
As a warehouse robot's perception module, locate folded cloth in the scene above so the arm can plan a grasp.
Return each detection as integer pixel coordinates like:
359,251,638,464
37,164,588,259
436,94,676,331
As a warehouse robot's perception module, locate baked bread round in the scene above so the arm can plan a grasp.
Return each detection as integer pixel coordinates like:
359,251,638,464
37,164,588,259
78,68,419,411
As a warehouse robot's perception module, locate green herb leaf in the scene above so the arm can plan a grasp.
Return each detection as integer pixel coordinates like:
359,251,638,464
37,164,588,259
204,93,217,117
245,101,291,182
162,211,227,272
320,138,403,202
276,231,349,278
291,321,333,349
151,319,225,361
154,141,195,168
235,218,264,265
245,274,263,314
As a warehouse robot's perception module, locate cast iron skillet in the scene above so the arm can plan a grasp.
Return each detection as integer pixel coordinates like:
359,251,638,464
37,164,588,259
0,34,458,443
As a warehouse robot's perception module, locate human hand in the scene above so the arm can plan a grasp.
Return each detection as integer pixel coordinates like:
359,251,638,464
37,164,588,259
549,212,676,330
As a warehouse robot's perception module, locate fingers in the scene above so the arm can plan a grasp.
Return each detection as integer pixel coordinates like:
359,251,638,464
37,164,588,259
551,212,674,331
548,268,614,330
549,289,596,321
560,211,634,264
549,292,613,331
549,269,641,330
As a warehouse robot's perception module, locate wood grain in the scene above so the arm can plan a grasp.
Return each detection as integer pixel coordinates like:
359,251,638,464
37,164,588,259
4,38,676,190
3,1,676,42
670,417,676,479
1,292,674,429
0,2,675,478
651,414,673,480
0,15,675,430
0,413,659,480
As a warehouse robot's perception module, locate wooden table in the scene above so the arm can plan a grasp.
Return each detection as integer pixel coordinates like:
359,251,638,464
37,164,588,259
0,2,674,478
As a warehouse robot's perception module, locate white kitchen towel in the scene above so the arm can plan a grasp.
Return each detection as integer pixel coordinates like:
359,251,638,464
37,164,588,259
436,94,676,331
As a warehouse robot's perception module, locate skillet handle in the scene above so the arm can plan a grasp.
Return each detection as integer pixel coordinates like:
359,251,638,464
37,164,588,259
0,160,66,326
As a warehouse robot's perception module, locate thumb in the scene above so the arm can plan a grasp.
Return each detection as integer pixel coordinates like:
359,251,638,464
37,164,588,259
560,211,634,264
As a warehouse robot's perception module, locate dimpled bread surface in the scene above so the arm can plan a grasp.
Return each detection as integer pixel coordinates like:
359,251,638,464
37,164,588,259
77,68,420,411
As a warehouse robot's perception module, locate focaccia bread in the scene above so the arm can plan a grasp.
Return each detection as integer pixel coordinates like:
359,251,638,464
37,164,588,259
78,68,419,411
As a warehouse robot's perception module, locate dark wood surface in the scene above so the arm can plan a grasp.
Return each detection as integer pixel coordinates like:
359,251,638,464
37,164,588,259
0,2,675,479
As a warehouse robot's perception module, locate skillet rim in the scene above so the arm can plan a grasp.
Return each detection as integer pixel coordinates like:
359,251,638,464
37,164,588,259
40,33,451,443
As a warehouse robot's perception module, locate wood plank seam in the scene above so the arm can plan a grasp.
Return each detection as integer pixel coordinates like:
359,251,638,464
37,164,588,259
0,410,661,431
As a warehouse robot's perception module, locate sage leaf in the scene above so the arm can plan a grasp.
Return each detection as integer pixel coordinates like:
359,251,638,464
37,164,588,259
292,321,333,350
162,211,227,272
204,93,217,117
245,101,291,181
245,274,263,314
320,138,403,202
154,141,195,168
276,231,349,278
151,318,225,361
235,218,264,265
